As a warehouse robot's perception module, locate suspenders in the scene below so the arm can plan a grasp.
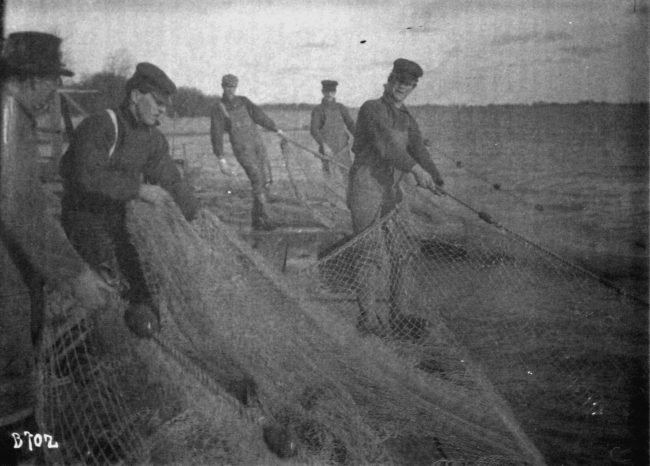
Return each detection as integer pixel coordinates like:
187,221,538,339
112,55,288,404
218,101,231,121
106,109,118,158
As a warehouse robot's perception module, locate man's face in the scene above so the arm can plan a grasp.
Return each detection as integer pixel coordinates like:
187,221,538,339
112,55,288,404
23,75,61,115
132,90,167,126
223,85,237,100
322,90,336,101
387,77,416,104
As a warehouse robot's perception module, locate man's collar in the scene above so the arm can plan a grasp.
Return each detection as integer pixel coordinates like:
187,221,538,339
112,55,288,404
222,93,237,104
321,97,336,105
120,101,152,129
381,93,408,112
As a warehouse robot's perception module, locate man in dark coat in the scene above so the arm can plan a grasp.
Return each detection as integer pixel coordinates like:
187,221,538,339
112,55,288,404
348,58,444,336
210,74,286,231
310,79,356,181
0,31,111,464
60,62,199,338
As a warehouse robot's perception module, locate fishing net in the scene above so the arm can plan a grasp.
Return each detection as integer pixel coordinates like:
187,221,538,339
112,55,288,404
38,268,276,465
37,179,646,465
133,198,544,464
31,122,646,466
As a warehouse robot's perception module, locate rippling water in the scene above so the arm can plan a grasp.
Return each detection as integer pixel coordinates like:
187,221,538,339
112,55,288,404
411,103,648,295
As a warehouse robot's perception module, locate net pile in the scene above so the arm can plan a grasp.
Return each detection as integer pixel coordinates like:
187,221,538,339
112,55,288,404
34,139,646,466
39,268,278,465
130,199,544,465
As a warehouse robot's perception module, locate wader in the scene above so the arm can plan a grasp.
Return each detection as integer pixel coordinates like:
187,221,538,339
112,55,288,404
348,128,411,334
225,103,273,229
319,105,352,181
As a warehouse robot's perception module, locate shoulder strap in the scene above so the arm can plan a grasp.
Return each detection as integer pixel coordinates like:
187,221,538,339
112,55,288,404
106,109,118,158
218,101,231,121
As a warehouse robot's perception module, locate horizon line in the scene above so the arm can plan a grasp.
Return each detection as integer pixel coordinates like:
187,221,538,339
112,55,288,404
254,101,650,108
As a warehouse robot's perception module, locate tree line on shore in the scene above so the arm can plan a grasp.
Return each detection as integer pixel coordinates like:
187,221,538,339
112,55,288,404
63,59,646,119
64,69,315,118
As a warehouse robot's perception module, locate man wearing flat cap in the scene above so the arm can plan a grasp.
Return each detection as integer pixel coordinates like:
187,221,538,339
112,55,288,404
348,58,444,337
59,62,199,339
210,74,286,231
0,31,113,462
310,80,356,182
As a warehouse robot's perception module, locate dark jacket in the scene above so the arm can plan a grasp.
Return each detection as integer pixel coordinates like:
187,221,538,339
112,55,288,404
210,95,278,159
347,93,443,232
60,103,198,221
351,94,441,180
310,98,356,151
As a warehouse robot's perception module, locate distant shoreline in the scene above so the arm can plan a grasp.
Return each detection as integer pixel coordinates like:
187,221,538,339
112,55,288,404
258,101,650,112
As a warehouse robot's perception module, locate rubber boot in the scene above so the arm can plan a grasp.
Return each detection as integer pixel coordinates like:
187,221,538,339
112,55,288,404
252,191,277,231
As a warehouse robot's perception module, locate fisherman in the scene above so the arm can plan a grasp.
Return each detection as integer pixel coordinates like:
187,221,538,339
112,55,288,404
59,62,199,339
0,31,112,464
210,74,287,231
310,79,356,182
348,58,444,337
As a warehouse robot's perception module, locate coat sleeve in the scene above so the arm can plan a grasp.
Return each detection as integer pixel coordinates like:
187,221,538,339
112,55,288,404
0,104,88,288
406,116,443,183
143,132,200,221
310,106,326,146
355,101,417,172
243,97,278,132
68,112,141,202
210,103,227,159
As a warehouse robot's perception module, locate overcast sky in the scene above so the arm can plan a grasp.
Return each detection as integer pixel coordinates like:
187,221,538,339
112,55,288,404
4,0,648,106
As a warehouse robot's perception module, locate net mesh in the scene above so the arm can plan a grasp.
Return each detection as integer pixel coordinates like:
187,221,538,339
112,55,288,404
34,132,647,466
37,192,646,465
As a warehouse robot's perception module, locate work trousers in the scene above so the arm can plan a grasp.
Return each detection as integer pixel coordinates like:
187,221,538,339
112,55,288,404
348,165,410,327
233,139,272,228
61,208,153,308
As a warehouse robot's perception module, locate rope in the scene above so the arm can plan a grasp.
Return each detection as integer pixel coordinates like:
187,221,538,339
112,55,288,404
278,140,338,228
431,187,649,306
425,141,546,212
279,140,307,205
276,133,349,170
424,141,503,191
60,91,89,117
150,334,268,426
59,95,75,140
277,129,645,305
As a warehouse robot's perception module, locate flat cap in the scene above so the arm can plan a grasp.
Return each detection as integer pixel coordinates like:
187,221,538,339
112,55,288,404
392,58,423,82
321,80,338,91
222,74,239,87
126,62,176,105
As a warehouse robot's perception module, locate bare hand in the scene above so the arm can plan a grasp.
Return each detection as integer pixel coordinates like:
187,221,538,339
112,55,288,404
124,303,160,338
71,268,114,310
218,157,235,176
322,144,334,158
411,165,435,190
428,184,445,196
139,184,169,204
431,169,444,188
276,129,287,139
